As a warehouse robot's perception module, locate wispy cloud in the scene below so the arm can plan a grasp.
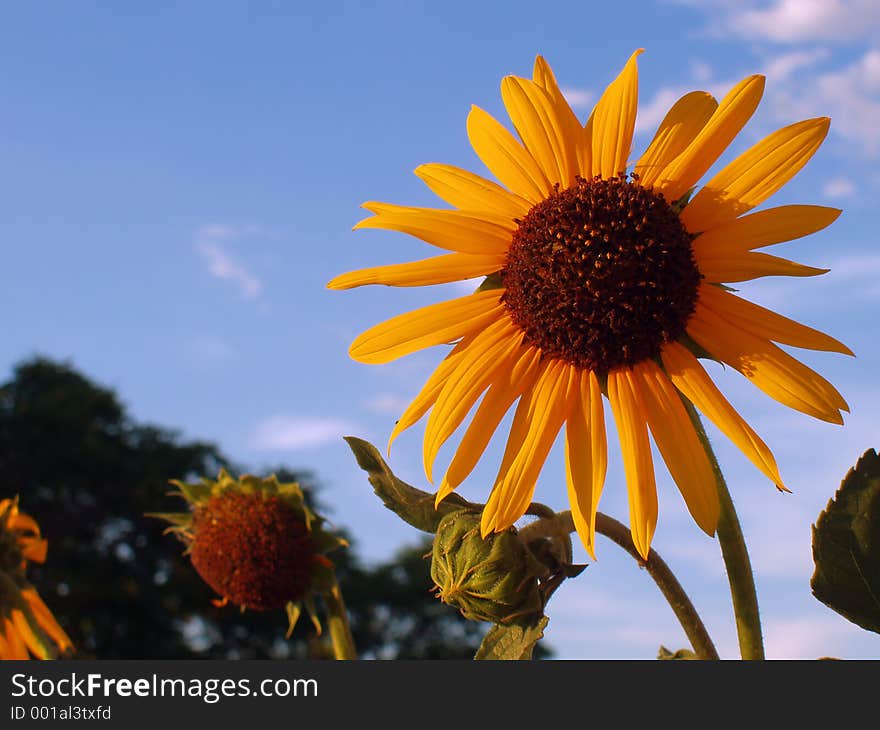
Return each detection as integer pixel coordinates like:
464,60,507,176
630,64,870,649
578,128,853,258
195,224,269,301
362,392,410,415
763,47,830,81
635,86,688,135
763,615,854,658
560,86,595,111
674,0,880,43
732,0,880,44
822,176,857,199
250,415,356,452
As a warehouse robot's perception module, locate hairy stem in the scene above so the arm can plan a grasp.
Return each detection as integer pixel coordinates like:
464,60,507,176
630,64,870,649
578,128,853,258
683,400,764,660
521,510,719,660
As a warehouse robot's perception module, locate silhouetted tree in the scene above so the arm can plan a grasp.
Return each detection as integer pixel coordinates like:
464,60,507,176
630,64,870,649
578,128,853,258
0,356,528,658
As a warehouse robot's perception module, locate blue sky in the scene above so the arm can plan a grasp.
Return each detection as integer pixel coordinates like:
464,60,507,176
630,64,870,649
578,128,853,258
4,0,880,659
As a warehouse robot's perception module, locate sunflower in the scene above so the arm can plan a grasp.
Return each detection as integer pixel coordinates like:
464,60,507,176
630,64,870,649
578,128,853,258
329,51,850,560
155,470,347,635
0,497,73,659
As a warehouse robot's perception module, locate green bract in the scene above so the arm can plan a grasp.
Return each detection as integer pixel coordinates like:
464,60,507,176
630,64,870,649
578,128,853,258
430,511,547,625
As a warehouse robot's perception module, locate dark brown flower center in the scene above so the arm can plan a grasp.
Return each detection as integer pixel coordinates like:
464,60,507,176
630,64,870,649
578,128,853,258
191,493,315,611
501,175,701,372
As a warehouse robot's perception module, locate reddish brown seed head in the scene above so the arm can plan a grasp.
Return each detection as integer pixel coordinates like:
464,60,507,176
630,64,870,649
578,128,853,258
502,175,701,372
190,493,316,611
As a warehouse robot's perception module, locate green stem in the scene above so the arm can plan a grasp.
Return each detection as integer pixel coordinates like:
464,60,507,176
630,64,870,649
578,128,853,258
324,576,357,660
520,510,719,660
683,399,765,660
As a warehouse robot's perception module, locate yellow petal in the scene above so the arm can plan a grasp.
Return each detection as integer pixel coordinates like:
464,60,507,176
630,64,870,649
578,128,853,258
11,609,50,660
607,368,658,560
565,369,607,559
327,252,505,290
467,105,552,202
19,536,48,564
349,289,504,364
501,75,579,187
23,588,73,654
9,511,40,536
436,345,542,504
2,618,28,659
691,205,841,255
480,358,557,536
634,91,718,188
631,361,719,536
591,49,643,179
682,117,830,232
423,318,524,482
654,75,765,203
388,336,475,451
696,249,829,283
486,361,576,533
661,341,785,489
414,163,532,218
687,304,848,423
697,284,853,355
354,204,514,254
531,57,592,179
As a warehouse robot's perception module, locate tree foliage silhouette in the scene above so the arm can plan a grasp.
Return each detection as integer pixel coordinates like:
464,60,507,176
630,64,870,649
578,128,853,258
0,356,515,658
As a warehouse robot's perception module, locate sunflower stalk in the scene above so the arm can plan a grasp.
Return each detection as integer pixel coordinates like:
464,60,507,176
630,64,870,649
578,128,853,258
323,577,357,660
682,399,765,660
520,509,719,660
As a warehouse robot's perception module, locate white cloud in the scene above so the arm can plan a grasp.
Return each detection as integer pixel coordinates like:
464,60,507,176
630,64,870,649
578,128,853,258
195,224,268,301
759,49,880,157
363,393,410,415
560,86,595,111
763,48,830,81
822,176,857,198
250,415,355,452
677,0,880,43
733,0,880,43
763,616,854,658
635,86,688,135
691,60,714,83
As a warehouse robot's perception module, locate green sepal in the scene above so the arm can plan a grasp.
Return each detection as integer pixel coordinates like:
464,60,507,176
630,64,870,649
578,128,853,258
284,602,302,639
474,616,549,660
169,479,213,504
311,530,348,554
431,510,547,625
144,512,191,529
670,188,694,214
811,448,880,633
658,646,698,660
476,271,503,292
562,563,588,579
344,436,479,533
303,595,322,636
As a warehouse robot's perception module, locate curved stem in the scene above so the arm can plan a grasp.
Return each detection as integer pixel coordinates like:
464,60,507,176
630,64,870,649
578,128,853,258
521,510,719,660
324,577,357,660
683,399,764,660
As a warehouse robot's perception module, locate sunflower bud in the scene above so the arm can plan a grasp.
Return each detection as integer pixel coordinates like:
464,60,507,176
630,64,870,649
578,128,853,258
153,470,347,635
430,510,547,625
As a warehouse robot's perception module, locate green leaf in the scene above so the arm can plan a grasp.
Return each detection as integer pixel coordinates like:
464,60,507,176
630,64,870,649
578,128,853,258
343,436,478,533
657,646,698,660
474,616,549,660
811,448,880,633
